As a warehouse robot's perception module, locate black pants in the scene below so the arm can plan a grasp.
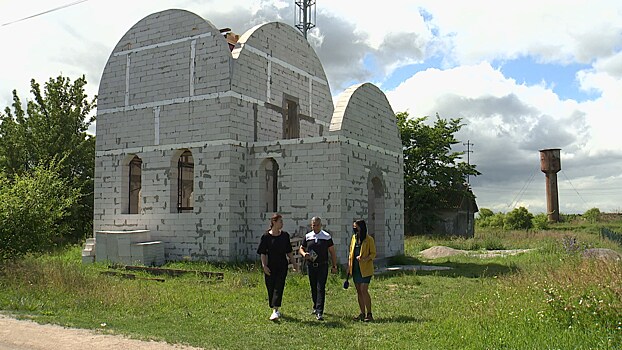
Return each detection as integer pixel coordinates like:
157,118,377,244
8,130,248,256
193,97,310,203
265,268,287,308
307,264,329,313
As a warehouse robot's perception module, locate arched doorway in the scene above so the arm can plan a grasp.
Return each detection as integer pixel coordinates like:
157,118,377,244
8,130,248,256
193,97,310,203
368,176,385,258
262,158,279,213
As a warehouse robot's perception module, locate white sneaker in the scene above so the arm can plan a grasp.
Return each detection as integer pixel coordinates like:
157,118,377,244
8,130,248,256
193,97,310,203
276,310,281,318
270,310,279,321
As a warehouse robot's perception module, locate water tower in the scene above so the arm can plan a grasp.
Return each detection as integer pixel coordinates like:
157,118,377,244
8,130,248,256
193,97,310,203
539,148,561,222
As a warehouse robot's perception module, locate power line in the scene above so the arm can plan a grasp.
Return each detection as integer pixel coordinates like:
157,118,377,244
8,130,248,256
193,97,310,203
474,185,622,193
560,169,590,208
507,166,538,209
1,0,90,27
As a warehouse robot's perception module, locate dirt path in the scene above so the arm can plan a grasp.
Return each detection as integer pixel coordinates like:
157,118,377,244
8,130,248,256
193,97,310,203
0,315,204,350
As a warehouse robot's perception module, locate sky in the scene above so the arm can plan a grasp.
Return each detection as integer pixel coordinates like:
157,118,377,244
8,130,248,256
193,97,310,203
1,0,622,215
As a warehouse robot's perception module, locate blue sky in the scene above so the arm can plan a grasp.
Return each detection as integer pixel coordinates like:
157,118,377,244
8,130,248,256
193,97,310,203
381,57,444,92
1,0,622,214
495,57,596,102
381,55,598,103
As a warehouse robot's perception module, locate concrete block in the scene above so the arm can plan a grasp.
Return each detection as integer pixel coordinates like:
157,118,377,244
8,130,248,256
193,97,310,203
94,10,403,263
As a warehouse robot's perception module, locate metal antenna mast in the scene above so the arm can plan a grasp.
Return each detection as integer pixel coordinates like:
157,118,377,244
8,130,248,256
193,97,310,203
295,0,316,39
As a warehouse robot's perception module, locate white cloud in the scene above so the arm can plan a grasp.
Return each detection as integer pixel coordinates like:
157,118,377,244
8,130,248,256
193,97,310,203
315,1,436,88
577,71,622,153
415,0,622,65
593,51,622,78
385,61,622,213
2,0,622,214
318,1,431,49
387,63,517,113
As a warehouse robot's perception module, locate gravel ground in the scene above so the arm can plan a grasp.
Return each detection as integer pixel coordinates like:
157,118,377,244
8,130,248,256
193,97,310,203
0,315,204,350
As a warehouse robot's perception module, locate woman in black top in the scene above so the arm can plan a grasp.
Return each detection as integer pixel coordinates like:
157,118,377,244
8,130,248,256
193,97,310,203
257,213,297,321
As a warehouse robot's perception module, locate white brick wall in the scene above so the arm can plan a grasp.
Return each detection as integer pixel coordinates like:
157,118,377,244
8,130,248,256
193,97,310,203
94,9,404,263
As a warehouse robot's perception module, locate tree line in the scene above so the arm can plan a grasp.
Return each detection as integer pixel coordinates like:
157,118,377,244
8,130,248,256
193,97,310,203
477,206,605,230
0,76,95,259
0,74,481,259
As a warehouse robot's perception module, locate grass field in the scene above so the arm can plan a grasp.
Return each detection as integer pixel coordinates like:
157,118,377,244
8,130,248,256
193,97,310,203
1,229,621,349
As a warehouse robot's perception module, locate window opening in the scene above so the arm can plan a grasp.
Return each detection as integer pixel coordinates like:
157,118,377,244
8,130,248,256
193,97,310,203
264,159,279,212
128,156,142,214
177,150,194,212
284,100,299,139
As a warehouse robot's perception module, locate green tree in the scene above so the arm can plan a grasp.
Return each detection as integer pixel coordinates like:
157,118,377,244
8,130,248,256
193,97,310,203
0,75,96,243
504,207,533,230
475,208,505,229
488,212,505,228
583,207,601,224
0,162,80,260
478,208,494,220
397,111,480,234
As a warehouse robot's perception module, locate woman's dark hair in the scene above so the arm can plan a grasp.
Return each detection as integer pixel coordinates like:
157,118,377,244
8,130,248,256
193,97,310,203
354,219,367,242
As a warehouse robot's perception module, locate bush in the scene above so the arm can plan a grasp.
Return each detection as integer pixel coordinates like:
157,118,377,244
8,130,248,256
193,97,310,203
476,208,505,229
478,208,494,219
0,163,79,260
504,207,533,230
583,207,601,224
489,213,505,228
532,213,549,230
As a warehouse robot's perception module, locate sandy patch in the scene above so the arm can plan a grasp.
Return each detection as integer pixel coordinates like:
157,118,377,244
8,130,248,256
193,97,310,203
582,248,622,261
419,246,534,259
0,315,204,350
375,264,452,274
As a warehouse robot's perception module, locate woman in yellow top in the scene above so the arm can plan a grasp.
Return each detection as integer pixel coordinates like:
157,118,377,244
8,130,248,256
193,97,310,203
348,219,376,322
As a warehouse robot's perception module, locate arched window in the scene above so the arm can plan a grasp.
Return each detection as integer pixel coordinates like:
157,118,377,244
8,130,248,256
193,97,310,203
264,158,279,212
177,150,194,212
128,155,142,214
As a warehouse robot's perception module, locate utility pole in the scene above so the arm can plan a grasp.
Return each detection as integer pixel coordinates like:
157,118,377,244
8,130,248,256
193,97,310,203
463,140,474,236
295,0,316,39
463,140,473,184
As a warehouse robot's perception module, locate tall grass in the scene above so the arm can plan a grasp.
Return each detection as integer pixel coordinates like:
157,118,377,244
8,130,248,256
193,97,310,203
1,230,621,349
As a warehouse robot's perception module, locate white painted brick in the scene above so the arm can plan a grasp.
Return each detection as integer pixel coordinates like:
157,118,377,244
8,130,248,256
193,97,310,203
95,10,403,263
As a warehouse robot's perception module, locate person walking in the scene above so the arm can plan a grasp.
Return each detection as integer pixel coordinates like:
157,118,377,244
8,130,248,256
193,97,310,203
299,216,338,320
257,213,297,321
348,219,376,322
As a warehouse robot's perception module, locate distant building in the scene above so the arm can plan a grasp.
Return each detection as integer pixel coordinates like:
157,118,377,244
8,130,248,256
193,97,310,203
90,9,404,264
432,189,478,237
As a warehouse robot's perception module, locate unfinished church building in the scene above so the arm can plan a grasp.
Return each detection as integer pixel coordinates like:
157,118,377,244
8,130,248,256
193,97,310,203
91,9,404,265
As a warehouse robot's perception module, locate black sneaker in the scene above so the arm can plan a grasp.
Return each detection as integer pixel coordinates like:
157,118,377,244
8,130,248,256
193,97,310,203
316,313,324,321
353,313,365,321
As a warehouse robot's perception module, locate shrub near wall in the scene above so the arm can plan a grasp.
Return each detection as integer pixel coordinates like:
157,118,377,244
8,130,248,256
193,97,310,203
0,163,79,260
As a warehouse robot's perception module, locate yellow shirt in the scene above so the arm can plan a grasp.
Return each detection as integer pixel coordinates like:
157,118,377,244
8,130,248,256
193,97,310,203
348,234,376,278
